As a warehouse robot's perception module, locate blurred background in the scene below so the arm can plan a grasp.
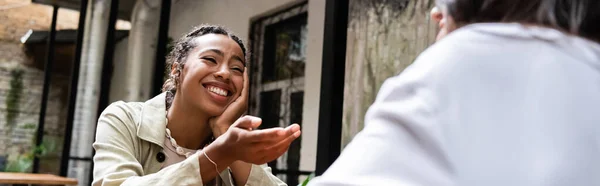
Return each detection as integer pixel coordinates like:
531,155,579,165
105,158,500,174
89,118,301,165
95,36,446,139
0,0,437,185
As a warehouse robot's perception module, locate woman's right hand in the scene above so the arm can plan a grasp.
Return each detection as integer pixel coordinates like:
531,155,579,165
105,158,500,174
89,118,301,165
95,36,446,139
210,115,301,165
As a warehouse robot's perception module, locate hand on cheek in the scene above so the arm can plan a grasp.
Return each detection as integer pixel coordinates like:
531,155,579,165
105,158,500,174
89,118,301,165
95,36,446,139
209,67,249,137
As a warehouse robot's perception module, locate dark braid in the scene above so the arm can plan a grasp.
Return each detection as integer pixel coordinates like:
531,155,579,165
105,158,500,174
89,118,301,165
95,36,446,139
162,24,247,109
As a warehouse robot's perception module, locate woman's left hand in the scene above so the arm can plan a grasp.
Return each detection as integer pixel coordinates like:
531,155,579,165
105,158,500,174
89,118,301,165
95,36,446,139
209,67,249,137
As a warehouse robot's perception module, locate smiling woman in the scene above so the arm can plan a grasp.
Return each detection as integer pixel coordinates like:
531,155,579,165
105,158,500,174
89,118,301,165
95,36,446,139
92,25,301,186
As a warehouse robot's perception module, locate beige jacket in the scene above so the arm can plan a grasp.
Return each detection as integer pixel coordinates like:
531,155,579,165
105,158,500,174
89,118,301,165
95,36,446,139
92,93,286,186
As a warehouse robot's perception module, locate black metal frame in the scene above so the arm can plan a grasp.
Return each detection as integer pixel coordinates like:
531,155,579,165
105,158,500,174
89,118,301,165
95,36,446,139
60,0,88,177
152,0,172,97
315,0,348,176
33,4,58,173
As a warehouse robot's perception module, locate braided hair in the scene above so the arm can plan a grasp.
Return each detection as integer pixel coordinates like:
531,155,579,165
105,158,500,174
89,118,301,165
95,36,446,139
162,24,247,109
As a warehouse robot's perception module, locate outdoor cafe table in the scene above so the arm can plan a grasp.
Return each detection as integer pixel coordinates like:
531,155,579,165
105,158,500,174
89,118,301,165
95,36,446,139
0,172,77,185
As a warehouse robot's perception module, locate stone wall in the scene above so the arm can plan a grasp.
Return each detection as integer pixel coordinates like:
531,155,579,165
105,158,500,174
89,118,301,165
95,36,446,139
342,0,438,148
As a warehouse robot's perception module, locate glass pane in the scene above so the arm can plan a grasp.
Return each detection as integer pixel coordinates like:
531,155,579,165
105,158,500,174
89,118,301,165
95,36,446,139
259,90,282,129
262,14,307,83
286,91,303,185
258,90,281,169
342,0,438,149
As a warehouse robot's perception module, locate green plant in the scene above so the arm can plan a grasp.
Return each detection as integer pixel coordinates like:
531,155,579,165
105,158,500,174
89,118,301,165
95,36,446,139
298,173,315,186
4,153,33,173
4,137,57,172
5,68,24,132
4,124,59,172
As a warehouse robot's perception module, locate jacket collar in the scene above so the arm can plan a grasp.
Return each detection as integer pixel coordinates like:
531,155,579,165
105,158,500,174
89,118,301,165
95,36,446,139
137,93,168,148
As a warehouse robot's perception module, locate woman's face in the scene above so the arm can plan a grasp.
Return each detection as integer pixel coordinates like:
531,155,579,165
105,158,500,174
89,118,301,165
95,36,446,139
431,6,457,41
175,34,245,116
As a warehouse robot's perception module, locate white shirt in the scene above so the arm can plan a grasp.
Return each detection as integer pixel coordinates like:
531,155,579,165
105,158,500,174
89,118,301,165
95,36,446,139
308,23,600,186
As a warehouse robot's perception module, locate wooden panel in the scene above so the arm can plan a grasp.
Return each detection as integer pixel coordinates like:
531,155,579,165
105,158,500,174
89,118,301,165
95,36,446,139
0,172,78,185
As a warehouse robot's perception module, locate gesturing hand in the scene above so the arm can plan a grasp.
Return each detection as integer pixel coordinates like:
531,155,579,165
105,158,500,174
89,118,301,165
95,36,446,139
209,67,249,137
213,115,301,165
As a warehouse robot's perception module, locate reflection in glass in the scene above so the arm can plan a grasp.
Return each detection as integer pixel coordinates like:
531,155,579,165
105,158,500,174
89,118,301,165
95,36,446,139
262,14,307,83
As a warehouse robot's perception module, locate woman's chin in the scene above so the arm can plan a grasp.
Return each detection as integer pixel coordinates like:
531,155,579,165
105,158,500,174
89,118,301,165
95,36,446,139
207,109,226,117
197,103,226,117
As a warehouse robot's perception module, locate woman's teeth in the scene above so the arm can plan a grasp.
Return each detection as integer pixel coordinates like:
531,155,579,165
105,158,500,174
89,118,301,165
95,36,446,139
208,86,228,96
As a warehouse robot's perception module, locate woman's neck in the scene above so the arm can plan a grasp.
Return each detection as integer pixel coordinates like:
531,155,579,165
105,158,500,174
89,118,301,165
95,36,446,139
166,94,212,150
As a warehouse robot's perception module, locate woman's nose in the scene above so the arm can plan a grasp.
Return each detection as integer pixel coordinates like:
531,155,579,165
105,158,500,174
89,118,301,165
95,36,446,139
213,65,231,80
430,7,443,23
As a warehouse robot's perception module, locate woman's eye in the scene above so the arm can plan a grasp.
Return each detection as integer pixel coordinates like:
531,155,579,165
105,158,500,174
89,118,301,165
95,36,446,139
202,57,217,63
232,67,243,73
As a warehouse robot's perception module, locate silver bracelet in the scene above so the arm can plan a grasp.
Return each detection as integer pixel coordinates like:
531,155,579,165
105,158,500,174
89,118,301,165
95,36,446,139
203,150,220,175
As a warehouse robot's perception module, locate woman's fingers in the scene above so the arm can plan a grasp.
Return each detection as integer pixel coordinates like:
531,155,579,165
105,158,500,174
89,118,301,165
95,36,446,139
242,128,286,142
240,67,249,102
229,67,249,112
285,124,301,134
258,131,301,162
251,127,301,154
227,122,302,164
241,123,301,143
217,67,250,121
267,130,301,152
232,115,262,130
234,67,249,116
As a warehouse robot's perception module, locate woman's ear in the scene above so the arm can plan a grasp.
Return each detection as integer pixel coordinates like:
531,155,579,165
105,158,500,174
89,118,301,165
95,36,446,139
170,62,179,75
170,62,183,88
170,62,182,80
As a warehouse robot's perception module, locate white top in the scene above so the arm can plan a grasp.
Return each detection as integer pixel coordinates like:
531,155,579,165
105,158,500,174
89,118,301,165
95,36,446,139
308,23,600,186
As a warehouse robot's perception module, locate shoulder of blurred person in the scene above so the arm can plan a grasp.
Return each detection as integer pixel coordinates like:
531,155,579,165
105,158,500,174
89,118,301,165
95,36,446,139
407,22,600,97
307,22,600,186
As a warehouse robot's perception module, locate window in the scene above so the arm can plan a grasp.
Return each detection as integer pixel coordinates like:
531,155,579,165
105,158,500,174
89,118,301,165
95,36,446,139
249,2,309,185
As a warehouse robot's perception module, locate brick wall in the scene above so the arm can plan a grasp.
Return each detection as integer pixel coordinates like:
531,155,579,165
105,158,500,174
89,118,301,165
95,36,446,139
0,0,77,172
0,41,69,173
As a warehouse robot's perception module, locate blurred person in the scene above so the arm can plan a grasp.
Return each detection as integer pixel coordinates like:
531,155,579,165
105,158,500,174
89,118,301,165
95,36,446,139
309,0,600,185
430,6,454,41
92,25,300,186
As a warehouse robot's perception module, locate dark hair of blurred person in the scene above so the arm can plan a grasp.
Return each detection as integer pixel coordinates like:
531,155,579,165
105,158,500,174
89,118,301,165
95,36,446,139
433,0,599,42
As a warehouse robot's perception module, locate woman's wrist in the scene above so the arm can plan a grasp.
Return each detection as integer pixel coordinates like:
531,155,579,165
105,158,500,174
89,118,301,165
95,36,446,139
203,139,235,169
211,126,228,138
209,119,230,138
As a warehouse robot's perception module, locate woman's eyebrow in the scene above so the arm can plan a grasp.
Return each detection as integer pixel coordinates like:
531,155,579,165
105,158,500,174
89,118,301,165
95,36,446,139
232,55,245,66
199,48,224,57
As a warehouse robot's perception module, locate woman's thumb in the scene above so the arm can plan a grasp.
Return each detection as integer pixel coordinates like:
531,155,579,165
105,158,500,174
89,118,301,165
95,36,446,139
232,115,262,130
